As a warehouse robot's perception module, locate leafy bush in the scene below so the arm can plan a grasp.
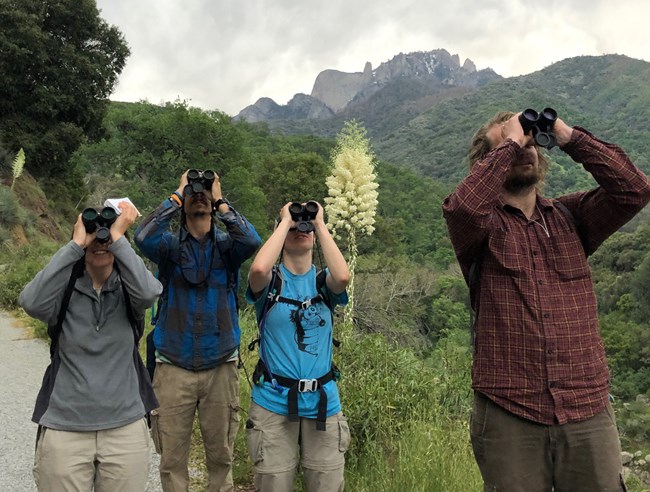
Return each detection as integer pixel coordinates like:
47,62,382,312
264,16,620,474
0,186,27,228
0,239,58,309
228,310,481,490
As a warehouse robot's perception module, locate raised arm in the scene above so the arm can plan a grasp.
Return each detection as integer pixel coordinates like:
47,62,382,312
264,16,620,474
313,202,349,295
555,122,650,254
247,204,294,296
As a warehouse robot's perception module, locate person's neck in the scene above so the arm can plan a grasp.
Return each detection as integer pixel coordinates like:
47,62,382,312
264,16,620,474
501,186,538,218
86,264,113,289
185,214,212,240
282,253,313,275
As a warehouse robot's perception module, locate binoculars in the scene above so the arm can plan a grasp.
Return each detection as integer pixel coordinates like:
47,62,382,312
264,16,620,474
183,169,215,197
518,107,558,149
289,201,318,233
82,207,117,244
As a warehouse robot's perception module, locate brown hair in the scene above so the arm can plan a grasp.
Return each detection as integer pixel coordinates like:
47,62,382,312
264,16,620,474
467,111,549,183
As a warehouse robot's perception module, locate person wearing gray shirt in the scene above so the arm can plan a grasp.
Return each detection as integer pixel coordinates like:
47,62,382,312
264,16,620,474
19,200,162,492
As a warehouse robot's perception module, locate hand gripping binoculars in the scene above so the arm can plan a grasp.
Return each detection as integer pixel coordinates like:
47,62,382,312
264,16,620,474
288,201,318,233
518,107,558,149
183,169,216,197
82,207,117,244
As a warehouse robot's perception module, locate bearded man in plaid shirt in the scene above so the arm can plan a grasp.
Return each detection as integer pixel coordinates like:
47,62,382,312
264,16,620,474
443,110,650,491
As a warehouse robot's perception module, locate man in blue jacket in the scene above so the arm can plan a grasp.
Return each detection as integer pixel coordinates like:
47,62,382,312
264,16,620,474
135,170,261,492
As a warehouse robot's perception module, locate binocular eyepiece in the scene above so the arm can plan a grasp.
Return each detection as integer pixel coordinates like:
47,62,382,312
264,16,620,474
518,107,558,149
289,201,318,233
82,207,117,244
184,169,216,197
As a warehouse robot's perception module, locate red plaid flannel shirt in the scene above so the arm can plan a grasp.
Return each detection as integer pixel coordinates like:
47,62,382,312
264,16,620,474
443,128,650,424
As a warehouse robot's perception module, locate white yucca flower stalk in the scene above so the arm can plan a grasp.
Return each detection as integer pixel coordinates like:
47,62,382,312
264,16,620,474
11,148,25,191
325,120,379,329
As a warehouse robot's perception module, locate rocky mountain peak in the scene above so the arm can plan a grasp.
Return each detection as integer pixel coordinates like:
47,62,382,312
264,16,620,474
236,49,497,122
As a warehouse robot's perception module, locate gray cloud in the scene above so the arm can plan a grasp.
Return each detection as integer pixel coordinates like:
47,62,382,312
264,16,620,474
96,0,650,115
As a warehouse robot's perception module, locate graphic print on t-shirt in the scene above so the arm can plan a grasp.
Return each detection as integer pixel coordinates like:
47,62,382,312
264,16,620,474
289,300,326,356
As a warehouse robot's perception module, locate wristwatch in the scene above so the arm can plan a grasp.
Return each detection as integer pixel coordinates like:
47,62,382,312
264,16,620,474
213,197,229,210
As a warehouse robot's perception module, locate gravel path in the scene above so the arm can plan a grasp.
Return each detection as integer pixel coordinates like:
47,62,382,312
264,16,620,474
0,310,162,491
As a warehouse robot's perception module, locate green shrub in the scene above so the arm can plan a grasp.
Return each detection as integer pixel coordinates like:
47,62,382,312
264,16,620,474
0,186,28,228
0,239,59,309
231,311,482,490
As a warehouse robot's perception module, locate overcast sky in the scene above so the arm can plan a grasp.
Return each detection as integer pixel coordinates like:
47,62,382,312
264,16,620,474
95,0,650,116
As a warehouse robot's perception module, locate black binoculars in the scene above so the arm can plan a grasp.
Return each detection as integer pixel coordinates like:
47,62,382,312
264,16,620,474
518,107,558,149
82,207,117,244
289,201,318,233
184,169,215,197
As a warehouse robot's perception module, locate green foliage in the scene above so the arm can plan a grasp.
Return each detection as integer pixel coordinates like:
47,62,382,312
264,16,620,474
69,100,268,227
600,311,650,400
615,398,650,453
337,327,479,490
362,161,455,268
10,148,25,190
0,0,129,178
0,238,58,309
257,151,330,218
0,186,28,229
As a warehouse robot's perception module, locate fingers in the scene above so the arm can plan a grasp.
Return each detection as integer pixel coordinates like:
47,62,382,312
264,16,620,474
280,202,292,220
210,173,222,200
72,214,87,248
177,170,189,195
502,113,533,147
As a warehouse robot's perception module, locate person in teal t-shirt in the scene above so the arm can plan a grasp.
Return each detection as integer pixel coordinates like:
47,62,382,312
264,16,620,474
246,201,351,492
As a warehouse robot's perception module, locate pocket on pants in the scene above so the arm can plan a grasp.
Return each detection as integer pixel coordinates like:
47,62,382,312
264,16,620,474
246,421,264,465
338,415,351,453
150,409,162,454
470,392,489,438
228,403,241,448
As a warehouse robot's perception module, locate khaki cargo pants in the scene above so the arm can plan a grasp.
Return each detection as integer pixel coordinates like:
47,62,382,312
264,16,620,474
151,361,240,492
246,402,351,492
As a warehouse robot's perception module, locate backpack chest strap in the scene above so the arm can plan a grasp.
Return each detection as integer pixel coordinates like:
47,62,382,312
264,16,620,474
269,293,326,310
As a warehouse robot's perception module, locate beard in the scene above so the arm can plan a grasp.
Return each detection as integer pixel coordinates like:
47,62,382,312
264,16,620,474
185,194,212,217
503,167,543,193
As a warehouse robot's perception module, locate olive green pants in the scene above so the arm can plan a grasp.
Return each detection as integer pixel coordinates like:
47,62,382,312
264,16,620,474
246,402,351,492
151,361,240,492
470,391,627,492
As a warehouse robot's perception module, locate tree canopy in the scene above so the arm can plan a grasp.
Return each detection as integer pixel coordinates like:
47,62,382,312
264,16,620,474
0,0,129,177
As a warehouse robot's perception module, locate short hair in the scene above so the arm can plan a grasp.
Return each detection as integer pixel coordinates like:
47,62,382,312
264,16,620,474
467,111,549,183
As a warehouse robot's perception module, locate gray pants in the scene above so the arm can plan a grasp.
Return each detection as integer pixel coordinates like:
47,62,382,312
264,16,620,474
246,402,350,492
33,419,150,492
470,391,627,492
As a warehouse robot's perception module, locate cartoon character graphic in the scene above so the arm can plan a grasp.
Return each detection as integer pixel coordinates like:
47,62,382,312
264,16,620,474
290,301,326,356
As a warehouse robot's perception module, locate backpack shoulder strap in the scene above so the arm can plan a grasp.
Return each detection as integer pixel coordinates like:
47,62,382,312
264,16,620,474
48,257,85,357
113,262,144,345
213,228,240,311
554,200,587,256
256,265,283,324
315,269,333,311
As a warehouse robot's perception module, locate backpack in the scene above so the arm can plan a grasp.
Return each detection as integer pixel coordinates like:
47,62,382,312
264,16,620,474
248,265,340,431
467,200,586,346
33,258,157,424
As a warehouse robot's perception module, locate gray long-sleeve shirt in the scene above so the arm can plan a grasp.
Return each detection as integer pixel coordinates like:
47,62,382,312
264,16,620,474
19,237,162,431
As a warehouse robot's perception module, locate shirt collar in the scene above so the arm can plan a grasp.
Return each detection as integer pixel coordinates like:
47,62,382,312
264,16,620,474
498,193,554,214
180,224,214,243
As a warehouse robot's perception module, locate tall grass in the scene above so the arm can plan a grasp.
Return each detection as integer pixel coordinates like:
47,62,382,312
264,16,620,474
233,310,482,491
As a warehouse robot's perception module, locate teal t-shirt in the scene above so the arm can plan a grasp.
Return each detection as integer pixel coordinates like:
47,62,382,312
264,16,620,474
246,264,348,418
